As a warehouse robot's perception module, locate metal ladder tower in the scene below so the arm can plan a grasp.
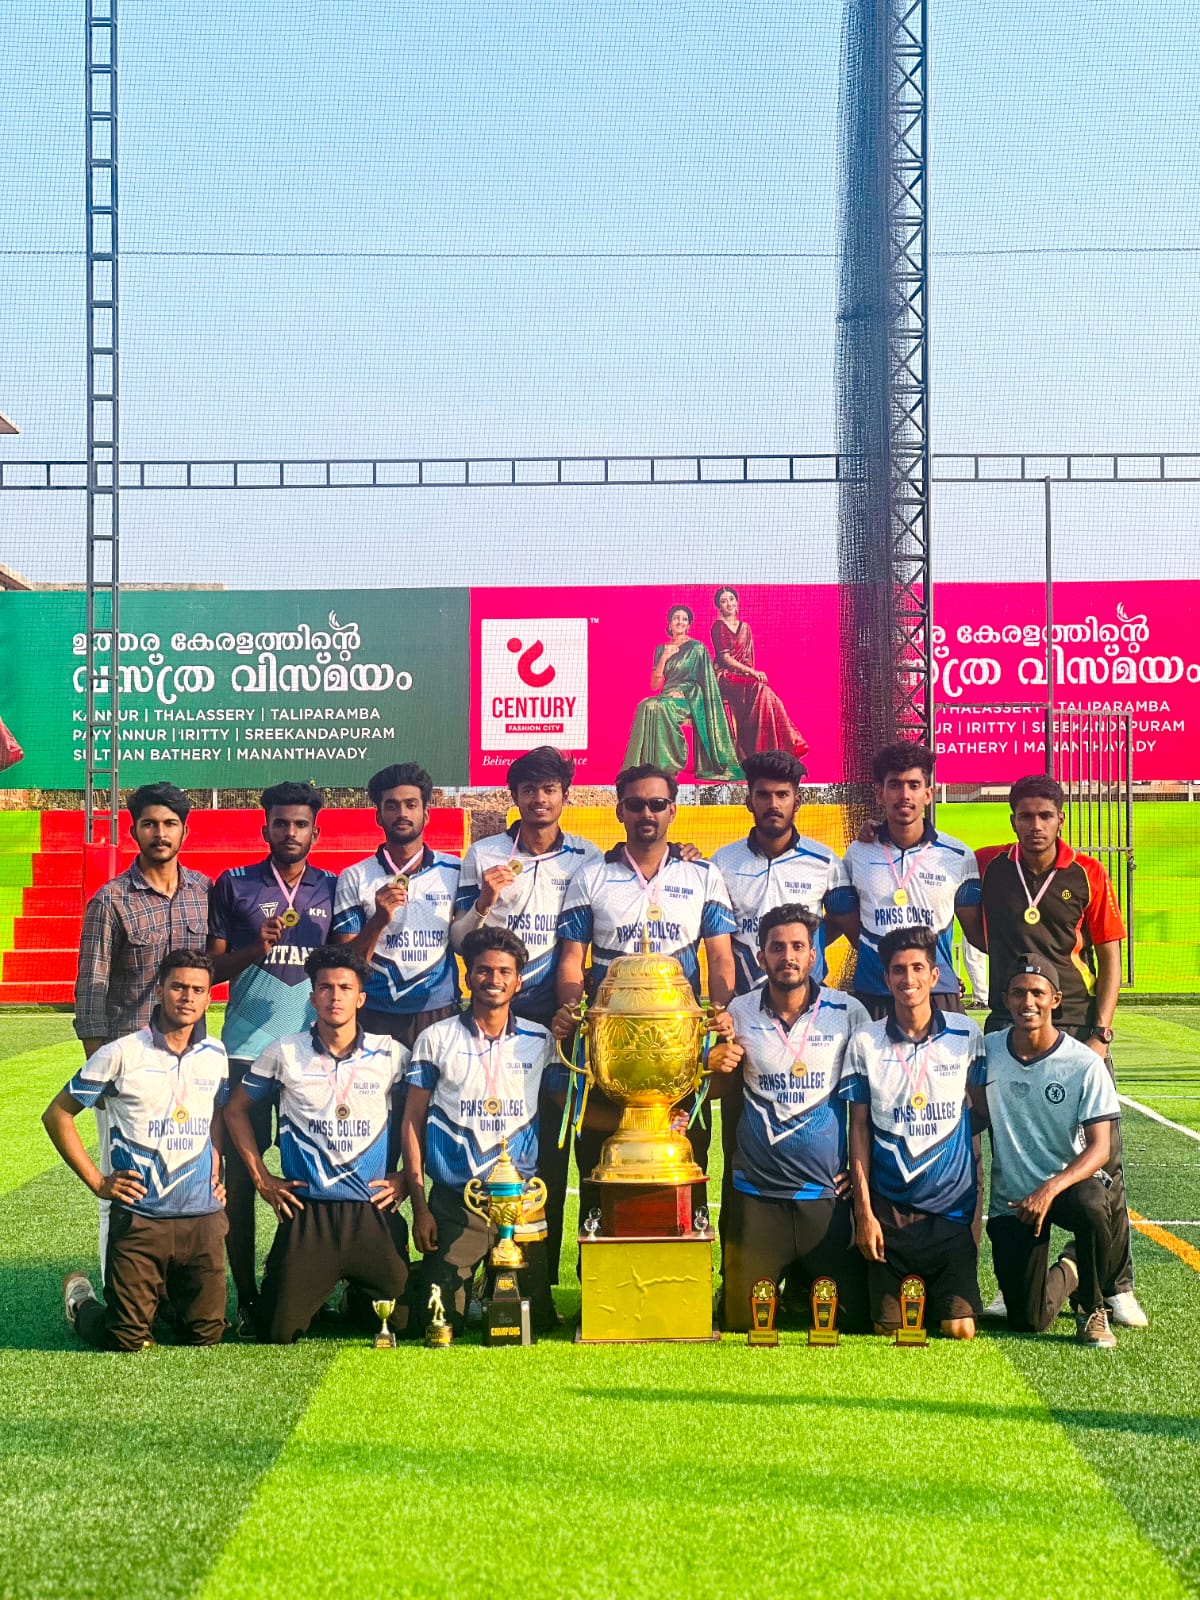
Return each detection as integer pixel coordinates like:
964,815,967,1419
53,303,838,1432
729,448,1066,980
84,0,121,862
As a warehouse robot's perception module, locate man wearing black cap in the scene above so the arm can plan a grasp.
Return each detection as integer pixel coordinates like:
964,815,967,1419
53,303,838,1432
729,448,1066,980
973,957,1125,1348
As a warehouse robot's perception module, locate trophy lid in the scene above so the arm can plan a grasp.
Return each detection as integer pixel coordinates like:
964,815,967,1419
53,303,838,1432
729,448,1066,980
484,1137,522,1188
591,947,702,1016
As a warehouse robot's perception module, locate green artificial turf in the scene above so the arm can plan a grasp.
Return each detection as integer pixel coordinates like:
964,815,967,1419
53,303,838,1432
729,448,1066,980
2,1013,1200,1600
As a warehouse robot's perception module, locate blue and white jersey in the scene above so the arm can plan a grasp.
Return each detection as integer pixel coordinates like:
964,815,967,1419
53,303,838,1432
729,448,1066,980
712,829,850,992
65,1018,228,1218
453,824,603,1018
838,823,981,996
844,1011,986,1223
730,984,869,1202
333,845,461,1015
406,1012,566,1189
209,858,337,1060
242,1025,408,1202
556,844,736,999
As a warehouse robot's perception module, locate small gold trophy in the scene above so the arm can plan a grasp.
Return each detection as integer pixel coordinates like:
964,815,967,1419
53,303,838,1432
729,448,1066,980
747,1278,780,1347
425,1284,452,1349
895,1275,928,1346
372,1298,397,1350
463,1138,548,1270
808,1276,840,1347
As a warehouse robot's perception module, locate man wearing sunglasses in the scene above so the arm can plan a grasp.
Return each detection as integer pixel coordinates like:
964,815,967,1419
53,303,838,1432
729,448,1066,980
553,764,737,1188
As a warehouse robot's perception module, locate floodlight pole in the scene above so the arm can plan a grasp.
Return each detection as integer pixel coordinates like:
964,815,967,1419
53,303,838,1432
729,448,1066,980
85,0,121,871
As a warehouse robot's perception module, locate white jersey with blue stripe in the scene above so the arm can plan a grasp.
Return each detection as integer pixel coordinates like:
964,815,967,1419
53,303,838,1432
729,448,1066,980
406,1012,565,1189
556,844,736,998
729,984,868,1202
839,823,981,996
242,1025,408,1202
65,1019,228,1218
712,829,850,992
844,1011,986,1223
453,825,603,1017
332,845,461,1015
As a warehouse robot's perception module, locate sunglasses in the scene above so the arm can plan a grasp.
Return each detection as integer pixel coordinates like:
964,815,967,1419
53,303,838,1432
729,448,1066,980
620,796,672,814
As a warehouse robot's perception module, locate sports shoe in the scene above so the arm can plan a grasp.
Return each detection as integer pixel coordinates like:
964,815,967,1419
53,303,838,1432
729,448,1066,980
234,1304,258,1341
1075,1306,1117,1348
980,1291,1007,1320
1105,1291,1149,1328
63,1271,98,1329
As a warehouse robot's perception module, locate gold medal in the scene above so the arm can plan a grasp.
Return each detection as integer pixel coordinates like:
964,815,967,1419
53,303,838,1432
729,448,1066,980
393,874,409,890
335,1103,351,1121
483,1095,502,1117
509,859,524,876
911,1092,928,1112
892,888,909,907
1023,906,1041,925
790,1060,808,1079
280,907,300,929
647,905,664,922
173,1105,189,1125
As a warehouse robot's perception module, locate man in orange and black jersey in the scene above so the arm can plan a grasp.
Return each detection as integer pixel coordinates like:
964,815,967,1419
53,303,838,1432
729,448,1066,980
976,774,1145,1329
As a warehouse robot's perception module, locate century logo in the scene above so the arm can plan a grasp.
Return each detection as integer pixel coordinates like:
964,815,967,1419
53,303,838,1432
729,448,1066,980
480,619,588,751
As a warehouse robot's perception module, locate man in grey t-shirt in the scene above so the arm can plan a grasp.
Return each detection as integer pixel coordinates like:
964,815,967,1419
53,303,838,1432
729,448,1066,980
972,958,1124,1348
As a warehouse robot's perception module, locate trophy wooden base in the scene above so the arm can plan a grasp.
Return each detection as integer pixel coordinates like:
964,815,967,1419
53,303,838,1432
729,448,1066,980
598,1177,707,1239
578,1232,717,1343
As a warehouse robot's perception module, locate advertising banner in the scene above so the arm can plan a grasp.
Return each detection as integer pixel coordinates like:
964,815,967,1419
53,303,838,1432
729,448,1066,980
0,589,469,788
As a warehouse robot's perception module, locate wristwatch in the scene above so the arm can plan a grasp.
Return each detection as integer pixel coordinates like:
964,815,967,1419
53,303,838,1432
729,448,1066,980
1089,1025,1114,1045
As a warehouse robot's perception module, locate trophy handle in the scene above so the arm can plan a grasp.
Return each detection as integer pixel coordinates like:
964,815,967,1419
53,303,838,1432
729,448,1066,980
463,1177,489,1222
522,1176,548,1214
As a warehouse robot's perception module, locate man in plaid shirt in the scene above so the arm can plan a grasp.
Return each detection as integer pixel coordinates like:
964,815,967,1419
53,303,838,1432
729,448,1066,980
73,782,211,1273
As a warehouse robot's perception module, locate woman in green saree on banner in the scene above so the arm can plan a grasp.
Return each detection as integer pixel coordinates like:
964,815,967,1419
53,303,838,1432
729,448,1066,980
622,604,742,781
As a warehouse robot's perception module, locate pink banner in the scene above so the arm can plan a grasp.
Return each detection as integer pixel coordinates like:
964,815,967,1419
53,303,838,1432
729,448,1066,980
469,581,1200,785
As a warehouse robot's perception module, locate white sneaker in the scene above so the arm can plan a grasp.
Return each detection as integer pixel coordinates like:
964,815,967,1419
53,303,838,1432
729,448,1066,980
63,1271,98,1328
980,1291,1007,1320
1105,1291,1149,1328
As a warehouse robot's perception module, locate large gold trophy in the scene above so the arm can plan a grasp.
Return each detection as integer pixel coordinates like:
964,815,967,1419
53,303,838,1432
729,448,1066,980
559,944,715,1185
562,942,720,1343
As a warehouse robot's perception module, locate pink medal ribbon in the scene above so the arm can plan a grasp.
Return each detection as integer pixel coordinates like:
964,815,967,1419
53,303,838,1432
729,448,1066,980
891,1034,933,1112
768,989,825,1081
472,1029,512,1120
381,846,424,897
269,862,304,929
884,839,932,908
167,1056,192,1126
320,1050,360,1122
623,847,667,926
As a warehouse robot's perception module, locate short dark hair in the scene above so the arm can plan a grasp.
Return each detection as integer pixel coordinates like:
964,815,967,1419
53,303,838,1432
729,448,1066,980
507,745,575,797
713,586,739,606
1009,774,1065,811
157,948,214,983
666,603,694,624
615,764,679,802
758,904,820,949
872,741,936,785
878,925,939,970
743,749,805,791
260,780,324,820
128,782,190,824
304,944,370,986
461,926,529,974
367,763,432,809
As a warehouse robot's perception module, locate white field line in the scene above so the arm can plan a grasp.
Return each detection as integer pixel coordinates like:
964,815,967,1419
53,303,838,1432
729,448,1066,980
1119,1094,1200,1145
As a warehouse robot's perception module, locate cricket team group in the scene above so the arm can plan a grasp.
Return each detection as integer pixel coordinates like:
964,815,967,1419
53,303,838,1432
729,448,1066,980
43,740,1145,1352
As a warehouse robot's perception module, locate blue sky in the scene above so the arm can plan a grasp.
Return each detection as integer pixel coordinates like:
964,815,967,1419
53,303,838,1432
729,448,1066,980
2,0,1199,586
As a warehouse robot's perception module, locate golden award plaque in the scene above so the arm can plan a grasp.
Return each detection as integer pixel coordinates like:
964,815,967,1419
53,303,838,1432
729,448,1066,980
372,1298,397,1350
747,1278,780,1347
808,1276,840,1347
895,1274,928,1346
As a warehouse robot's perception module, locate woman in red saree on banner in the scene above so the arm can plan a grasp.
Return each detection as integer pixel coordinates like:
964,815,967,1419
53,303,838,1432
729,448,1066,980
622,603,741,781
710,586,808,767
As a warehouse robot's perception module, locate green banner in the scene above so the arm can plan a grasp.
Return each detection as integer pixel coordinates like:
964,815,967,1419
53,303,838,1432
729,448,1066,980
0,589,469,788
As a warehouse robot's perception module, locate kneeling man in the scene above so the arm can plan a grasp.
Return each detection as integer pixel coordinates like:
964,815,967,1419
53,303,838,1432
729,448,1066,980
977,958,1124,1348
403,928,565,1333
718,905,871,1333
847,927,985,1338
225,945,411,1343
47,950,229,1350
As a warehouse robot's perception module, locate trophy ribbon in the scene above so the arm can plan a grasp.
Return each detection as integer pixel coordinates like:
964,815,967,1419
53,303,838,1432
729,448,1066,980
883,839,932,908
1013,853,1058,927
269,862,305,930
891,1034,933,1113
687,1029,716,1131
767,988,825,1080
622,847,668,930
554,1005,592,1147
